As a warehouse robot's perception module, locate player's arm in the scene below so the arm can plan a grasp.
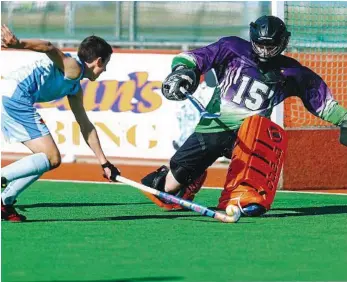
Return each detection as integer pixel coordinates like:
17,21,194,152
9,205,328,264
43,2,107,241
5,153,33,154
297,67,347,146
1,24,81,80
323,103,347,146
67,88,120,180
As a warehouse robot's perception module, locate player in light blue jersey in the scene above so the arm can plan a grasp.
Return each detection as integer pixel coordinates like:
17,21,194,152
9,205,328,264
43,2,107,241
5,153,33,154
1,24,120,222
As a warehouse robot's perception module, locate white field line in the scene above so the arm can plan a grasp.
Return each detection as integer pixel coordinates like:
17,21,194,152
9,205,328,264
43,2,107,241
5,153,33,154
38,179,347,196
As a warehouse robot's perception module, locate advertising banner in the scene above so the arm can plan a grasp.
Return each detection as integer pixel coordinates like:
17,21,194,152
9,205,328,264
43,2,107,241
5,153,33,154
1,51,215,159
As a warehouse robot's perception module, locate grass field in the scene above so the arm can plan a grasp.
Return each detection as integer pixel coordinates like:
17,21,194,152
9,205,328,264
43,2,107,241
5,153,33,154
2,180,347,282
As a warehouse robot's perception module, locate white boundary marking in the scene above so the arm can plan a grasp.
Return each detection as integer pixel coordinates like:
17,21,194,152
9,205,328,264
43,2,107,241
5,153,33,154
38,179,347,196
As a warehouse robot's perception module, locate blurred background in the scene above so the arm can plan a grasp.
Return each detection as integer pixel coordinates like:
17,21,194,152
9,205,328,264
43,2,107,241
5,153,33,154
1,1,270,49
1,1,270,50
2,1,347,50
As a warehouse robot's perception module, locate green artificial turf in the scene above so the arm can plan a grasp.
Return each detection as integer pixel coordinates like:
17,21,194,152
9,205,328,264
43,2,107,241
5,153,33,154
2,181,347,282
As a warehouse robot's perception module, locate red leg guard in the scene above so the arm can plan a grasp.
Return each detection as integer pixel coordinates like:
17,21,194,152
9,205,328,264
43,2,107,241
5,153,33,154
218,115,287,213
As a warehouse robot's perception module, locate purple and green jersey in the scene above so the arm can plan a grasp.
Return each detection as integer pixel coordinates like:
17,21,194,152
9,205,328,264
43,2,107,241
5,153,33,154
172,36,347,133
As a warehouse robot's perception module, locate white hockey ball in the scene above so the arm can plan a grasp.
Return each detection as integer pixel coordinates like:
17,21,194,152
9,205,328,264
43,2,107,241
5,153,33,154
225,204,241,222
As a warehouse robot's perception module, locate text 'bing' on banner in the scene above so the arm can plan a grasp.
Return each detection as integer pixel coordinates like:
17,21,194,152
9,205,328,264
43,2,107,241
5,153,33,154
1,51,216,160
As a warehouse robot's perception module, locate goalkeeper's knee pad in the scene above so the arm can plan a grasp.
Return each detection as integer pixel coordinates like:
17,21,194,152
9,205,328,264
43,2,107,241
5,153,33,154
217,115,288,216
141,165,169,192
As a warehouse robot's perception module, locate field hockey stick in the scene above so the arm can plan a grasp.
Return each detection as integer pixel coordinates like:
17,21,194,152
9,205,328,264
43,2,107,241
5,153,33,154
179,87,221,119
116,175,239,223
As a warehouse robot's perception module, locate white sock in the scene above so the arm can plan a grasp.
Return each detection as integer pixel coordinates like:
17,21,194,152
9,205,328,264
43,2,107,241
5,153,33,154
1,153,50,182
2,174,41,205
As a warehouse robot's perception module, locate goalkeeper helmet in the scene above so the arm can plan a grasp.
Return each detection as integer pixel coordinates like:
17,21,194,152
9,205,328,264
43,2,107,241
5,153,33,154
250,15,291,61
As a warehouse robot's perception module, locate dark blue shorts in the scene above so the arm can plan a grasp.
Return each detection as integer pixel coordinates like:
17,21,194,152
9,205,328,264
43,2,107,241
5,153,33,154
170,130,238,181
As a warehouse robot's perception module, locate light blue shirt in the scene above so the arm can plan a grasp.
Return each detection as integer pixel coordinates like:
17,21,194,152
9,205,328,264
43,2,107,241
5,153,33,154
4,53,84,105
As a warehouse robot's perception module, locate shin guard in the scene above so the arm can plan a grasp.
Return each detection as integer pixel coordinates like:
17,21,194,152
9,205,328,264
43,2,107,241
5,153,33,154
218,115,287,215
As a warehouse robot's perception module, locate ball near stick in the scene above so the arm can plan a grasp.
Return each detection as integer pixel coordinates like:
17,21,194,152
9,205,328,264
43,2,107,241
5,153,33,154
225,204,241,222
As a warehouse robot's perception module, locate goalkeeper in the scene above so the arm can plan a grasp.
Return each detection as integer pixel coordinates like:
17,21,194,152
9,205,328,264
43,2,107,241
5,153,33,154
141,15,347,216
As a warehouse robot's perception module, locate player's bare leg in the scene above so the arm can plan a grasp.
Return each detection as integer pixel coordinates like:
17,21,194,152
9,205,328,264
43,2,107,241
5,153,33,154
23,134,61,169
1,134,60,221
164,171,182,194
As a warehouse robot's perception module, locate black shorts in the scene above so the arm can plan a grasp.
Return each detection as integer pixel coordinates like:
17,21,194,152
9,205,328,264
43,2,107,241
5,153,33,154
170,130,238,182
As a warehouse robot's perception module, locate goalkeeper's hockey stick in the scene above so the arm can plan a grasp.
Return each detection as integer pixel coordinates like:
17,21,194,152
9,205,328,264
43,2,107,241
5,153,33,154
116,175,239,223
180,87,221,119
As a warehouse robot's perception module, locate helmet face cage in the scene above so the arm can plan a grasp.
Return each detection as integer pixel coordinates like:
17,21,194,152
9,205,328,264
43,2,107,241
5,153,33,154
251,36,289,59
249,16,290,60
